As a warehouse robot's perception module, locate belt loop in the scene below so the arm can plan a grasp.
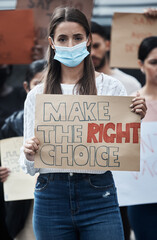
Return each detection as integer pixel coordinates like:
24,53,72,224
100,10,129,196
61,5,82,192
49,173,54,181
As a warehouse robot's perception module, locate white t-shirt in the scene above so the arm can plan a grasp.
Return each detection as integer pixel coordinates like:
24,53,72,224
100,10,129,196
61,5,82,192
19,73,127,176
111,68,141,95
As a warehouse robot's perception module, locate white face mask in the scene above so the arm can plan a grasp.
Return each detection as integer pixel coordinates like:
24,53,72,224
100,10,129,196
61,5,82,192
52,41,89,67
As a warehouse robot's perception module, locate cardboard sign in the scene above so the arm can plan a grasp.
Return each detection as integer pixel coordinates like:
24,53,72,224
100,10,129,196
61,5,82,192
16,0,93,53
110,13,157,69
1,137,36,201
34,94,141,172
0,10,35,64
113,100,157,206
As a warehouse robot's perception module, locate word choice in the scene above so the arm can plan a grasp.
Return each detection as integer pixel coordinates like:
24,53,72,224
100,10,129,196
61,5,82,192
39,144,120,168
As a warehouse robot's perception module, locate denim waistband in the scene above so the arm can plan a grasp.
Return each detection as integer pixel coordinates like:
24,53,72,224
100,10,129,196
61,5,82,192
39,171,112,181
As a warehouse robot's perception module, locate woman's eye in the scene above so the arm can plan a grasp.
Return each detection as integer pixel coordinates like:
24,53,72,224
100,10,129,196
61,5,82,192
58,38,66,42
149,60,157,65
75,37,83,41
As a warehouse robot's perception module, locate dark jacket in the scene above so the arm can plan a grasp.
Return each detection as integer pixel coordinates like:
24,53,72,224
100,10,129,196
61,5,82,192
0,110,24,139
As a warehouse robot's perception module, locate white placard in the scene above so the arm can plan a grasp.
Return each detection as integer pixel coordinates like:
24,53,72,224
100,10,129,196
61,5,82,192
113,122,157,206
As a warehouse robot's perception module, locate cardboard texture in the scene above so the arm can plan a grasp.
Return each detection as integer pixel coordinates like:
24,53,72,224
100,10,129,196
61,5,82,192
35,94,141,172
0,9,35,64
110,13,157,69
1,137,36,201
113,100,157,206
16,0,93,53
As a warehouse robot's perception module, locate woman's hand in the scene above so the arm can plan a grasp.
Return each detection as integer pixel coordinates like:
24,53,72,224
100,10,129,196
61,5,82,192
24,137,40,162
130,92,147,119
0,167,10,182
144,8,157,18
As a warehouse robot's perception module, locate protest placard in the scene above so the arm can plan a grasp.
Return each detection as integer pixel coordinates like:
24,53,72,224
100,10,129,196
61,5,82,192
34,94,141,172
113,100,157,206
110,13,157,69
16,0,93,53
0,10,35,64
1,137,36,201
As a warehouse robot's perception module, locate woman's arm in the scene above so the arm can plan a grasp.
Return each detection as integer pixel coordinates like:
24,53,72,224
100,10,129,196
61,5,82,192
19,93,40,176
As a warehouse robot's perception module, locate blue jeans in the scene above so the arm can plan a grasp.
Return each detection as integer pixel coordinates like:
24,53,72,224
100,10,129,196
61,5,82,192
33,171,124,240
128,204,157,240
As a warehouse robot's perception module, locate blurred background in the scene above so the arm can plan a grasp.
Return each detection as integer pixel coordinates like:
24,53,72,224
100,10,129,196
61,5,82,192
0,0,157,87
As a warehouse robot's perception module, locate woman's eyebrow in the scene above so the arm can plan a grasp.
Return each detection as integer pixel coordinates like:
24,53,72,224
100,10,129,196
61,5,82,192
57,34,67,38
73,33,84,37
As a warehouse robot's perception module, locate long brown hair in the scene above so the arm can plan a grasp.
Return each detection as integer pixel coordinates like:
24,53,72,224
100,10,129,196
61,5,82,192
44,7,97,95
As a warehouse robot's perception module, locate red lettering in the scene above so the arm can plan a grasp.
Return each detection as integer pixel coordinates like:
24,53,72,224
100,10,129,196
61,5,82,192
103,123,116,143
87,122,140,144
87,123,99,143
116,123,130,143
130,123,140,143
99,124,104,142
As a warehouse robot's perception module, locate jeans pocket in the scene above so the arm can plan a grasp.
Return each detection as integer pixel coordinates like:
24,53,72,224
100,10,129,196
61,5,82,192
88,172,114,189
35,174,50,192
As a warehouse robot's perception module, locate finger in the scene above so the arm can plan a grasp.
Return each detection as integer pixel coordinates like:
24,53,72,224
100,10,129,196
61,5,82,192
133,103,147,113
132,96,145,102
24,148,36,155
24,143,36,152
135,109,145,119
31,137,40,145
1,175,9,182
0,172,10,179
29,141,39,151
25,140,39,150
0,167,9,173
0,168,10,175
130,99,146,108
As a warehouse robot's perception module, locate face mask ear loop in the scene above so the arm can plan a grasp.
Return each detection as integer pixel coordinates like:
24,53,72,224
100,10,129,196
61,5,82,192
50,37,56,51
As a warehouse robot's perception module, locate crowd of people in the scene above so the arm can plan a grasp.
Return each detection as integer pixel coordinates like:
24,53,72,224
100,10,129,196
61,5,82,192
0,5,157,240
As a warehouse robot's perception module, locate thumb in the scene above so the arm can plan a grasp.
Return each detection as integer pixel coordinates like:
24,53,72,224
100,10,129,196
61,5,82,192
136,91,140,97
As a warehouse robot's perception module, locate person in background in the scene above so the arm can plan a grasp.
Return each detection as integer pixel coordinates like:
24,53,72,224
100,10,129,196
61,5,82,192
0,59,47,240
0,63,26,240
0,64,26,129
90,21,141,95
127,36,157,240
91,20,141,240
20,7,146,240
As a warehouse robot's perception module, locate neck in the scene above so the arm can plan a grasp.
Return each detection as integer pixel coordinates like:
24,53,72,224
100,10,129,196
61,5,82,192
140,81,157,100
61,62,84,84
97,58,112,75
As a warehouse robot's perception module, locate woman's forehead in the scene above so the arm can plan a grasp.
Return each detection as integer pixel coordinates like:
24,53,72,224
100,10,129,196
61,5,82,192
54,22,86,37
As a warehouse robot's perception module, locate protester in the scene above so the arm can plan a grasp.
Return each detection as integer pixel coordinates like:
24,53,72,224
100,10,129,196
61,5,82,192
0,64,26,240
20,7,146,240
127,36,157,240
91,20,140,240
91,21,141,95
0,64,26,129
0,59,46,240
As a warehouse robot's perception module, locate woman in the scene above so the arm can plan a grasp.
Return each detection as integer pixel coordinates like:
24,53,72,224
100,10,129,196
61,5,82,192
127,36,157,240
20,7,146,240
